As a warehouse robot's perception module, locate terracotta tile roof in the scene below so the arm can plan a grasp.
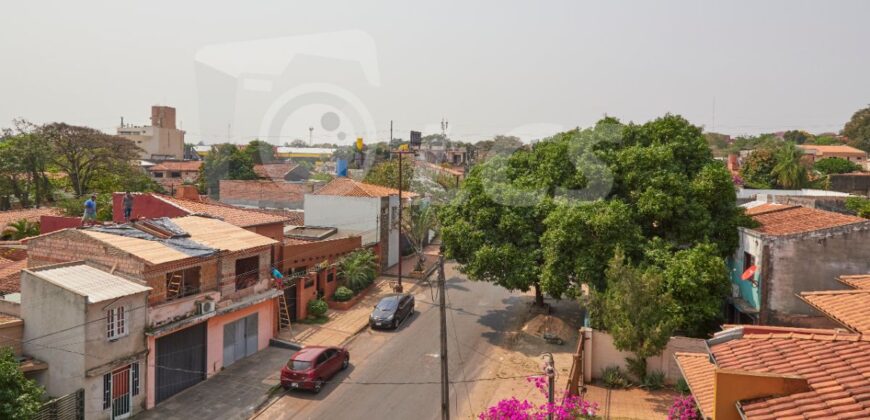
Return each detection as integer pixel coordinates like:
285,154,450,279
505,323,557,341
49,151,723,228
798,144,867,156
746,204,868,235
0,259,26,294
157,195,290,227
0,208,61,230
838,275,870,290
148,161,202,172
708,327,870,419
674,352,715,419
253,163,296,179
313,177,418,198
799,290,870,334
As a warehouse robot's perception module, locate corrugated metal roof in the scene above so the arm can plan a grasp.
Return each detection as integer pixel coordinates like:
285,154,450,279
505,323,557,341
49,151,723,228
28,263,151,303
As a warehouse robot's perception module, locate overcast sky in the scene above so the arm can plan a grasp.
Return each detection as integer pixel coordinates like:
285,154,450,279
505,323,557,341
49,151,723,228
1,0,868,145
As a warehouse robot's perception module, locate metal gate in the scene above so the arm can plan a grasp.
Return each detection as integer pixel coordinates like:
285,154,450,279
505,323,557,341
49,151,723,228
285,285,298,321
155,322,206,404
33,389,83,420
222,313,258,367
111,366,131,419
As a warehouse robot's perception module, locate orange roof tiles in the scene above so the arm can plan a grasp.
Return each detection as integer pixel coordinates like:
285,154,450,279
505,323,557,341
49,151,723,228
674,352,715,419
747,205,867,235
0,208,61,230
313,177,418,198
157,195,290,227
0,259,26,294
148,161,202,172
800,290,870,334
697,327,870,419
838,275,870,290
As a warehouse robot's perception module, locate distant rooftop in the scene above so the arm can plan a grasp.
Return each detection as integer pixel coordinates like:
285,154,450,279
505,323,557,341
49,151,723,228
741,203,868,235
313,177,418,198
155,194,291,227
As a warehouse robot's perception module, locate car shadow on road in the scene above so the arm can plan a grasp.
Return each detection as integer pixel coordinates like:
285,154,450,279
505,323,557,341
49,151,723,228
282,365,358,402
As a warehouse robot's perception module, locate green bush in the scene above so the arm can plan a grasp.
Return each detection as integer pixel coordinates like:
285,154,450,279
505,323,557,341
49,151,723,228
602,365,630,389
675,378,691,394
333,286,354,302
641,370,665,390
307,299,328,318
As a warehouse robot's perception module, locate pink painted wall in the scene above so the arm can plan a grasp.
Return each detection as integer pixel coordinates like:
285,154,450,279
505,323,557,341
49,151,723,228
112,193,187,223
205,299,275,374
144,299,275,409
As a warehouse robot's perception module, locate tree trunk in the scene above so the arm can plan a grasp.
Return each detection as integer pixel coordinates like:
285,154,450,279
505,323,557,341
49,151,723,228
534,282,544,307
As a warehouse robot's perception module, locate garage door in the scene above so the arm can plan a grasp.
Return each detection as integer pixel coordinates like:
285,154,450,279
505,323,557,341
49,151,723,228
155,322,206,404
223,313,258,367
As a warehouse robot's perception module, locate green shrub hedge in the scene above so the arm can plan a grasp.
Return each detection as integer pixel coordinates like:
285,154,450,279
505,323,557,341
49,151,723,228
333,286,354,302
307,299,328,317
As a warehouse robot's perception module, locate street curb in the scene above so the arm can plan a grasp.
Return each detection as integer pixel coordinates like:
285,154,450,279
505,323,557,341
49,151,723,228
269,338,302,351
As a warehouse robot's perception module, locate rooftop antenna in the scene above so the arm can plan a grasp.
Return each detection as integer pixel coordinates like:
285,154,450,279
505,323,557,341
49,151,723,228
120,116,124,128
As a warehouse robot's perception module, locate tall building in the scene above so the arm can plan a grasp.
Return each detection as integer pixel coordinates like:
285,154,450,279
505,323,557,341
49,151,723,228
117,106,185,160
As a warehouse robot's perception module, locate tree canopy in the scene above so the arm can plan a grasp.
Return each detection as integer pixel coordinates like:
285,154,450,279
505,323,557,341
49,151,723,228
0,347,43,419
843,105,870,152
441,114,751,328
363,159,414,191
814,157,861,175
244,139,277,164
198,143,257,197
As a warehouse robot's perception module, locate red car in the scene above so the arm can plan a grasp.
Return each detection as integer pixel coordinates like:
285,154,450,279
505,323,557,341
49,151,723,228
280,346,350,393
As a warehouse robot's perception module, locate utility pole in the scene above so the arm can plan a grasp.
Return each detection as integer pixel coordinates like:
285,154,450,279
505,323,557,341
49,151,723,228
542,353,555,420
438,256,450,420
441,118,449,137
390,120,394,145
392,146,414,293
309,126,314,146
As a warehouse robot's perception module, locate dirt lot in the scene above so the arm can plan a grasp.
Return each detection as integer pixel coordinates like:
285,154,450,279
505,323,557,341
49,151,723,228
459,296,677,420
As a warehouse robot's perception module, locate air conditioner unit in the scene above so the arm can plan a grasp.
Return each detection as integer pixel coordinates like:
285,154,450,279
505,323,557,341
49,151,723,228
731,284,740,299
197,300,215,314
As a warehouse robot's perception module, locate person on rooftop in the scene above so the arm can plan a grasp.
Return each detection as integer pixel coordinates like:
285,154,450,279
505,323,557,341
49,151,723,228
81,194,97,226
123,191,134,221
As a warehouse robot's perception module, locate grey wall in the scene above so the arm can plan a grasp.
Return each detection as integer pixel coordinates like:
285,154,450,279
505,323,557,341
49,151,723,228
21,271,87,398
765,223,870,326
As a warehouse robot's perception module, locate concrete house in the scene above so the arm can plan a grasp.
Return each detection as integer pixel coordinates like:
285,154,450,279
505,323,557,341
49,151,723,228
145,161,202,192
727,203,870,327
117,106,185,160
304,177,414,270
22,262,151,419
25,216,279,408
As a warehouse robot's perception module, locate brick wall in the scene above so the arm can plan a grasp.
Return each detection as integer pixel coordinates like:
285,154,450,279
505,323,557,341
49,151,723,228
26,230,148,276
280,235,363,273
248,223,285,264
39,215,81,234
219,180,313,209
296,271,319,319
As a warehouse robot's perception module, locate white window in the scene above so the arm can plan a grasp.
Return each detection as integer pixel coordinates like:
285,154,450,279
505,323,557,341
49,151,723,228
106,306,128,340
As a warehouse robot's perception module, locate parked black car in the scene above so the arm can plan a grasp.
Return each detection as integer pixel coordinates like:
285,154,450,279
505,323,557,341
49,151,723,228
370,293,415,329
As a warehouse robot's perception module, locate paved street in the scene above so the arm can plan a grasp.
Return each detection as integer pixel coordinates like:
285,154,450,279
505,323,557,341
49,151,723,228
254,262,530,420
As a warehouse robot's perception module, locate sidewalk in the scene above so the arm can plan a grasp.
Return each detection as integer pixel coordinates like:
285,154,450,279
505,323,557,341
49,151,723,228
277,277,423,347
136,346,294,420
383,243,441,278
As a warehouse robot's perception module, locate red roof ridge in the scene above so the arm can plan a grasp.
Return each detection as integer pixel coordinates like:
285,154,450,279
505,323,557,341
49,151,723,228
800,289,870,296
746,204,800,216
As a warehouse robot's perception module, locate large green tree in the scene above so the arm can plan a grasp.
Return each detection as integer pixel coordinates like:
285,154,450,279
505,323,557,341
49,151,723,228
441,115,748,331
38,123,142,197
198,143,257,198
814,157,861,175
244,139,277,164
739,147,778,188
0,347,44,419
363,159,414,191
843,105,870,152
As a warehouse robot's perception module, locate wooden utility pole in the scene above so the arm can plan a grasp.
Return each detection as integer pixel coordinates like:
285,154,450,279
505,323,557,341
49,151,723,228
392,147,414,293
438,257,450,420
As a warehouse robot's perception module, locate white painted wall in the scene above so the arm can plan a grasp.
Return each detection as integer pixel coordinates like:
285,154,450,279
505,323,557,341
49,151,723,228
304,194,381,246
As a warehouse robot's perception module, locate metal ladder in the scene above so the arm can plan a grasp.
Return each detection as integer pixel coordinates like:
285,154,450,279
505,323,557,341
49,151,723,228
278,293,292,329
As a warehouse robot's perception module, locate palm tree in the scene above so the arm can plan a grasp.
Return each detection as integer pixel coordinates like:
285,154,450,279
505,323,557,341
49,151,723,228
771,142,808,189
2,219,40,240
401,202,438,271
338,249,378,292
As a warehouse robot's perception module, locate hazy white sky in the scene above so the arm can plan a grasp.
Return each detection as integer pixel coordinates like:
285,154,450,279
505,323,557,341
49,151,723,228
1,0,868,145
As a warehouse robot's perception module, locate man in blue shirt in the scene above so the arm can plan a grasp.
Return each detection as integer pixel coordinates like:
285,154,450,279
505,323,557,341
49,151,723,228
82,194,97,226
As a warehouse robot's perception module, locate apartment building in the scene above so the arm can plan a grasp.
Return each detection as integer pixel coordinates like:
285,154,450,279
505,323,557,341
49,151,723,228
117,106,185,160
